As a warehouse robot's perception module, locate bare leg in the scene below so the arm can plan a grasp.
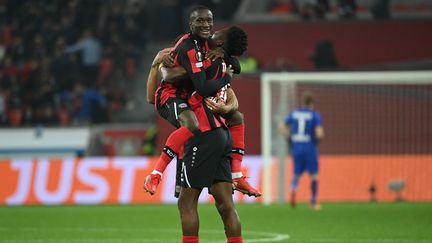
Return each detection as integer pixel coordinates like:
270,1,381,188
211,181,242,237
144,110,200,195
178,110,200,134
226,110,244,127
226,111,262,197
178,187,202,236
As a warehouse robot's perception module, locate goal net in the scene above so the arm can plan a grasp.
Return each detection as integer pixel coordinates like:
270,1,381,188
260,71,432,204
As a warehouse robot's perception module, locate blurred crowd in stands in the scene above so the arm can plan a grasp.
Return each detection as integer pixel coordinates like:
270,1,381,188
0,0,429,127
0,0,148,127
268,0,414,20
0,0,241,127
269,0,361,20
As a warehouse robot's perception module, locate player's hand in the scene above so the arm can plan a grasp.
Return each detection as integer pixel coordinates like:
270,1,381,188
205,96,229,114
225,65,234,78
225,65,234,79
161,50,175,68
206,47,224,61
152,47,172,68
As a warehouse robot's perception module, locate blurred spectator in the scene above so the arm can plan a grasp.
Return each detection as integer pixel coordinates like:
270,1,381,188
296,0,330,20
338,0,357,19
311,40,339,70
153,0,182,40
370,0,391,20
64,30,102,87
210,0,242,20
142,125,158,156
0,88,7,125
32,74,57,125
267,56,298,71
59,82,107,125
239,54,260,74
270,0,296,14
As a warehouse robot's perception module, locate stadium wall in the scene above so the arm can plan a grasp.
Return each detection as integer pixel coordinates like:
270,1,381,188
238,20,432,69
156,77,432,155
1,155,431,206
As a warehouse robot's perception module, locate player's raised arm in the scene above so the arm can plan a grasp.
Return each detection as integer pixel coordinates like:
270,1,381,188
223,52,241,74
206,47,241,74
176,49,232,97
146,48,171,104
160,66,188,84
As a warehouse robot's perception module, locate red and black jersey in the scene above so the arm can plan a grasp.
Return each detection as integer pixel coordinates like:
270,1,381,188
157,33,233,132
188,58,227,132
188,51,242,133
154,81,189,111
155,33,230,110
170,33,231,97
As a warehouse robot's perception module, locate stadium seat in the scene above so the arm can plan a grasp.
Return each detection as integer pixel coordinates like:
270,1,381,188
8,109,22,127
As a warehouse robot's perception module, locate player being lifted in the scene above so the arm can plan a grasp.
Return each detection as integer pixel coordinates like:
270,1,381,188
146,6,244,243
144,25,261,197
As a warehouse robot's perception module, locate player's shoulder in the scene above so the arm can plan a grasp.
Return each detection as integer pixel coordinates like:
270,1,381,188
174,33,193,51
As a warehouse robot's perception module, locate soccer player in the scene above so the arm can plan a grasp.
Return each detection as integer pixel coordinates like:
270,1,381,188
144,27,261,197
149,6,243,243
278,92,324,210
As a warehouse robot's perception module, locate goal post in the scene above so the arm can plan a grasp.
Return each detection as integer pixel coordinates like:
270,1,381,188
261,71,432,205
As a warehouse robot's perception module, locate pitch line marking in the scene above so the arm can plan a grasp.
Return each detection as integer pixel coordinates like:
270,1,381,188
0,227,290,243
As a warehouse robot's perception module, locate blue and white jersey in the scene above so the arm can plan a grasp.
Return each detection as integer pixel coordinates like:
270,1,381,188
284,107,322,146
284,107,322,175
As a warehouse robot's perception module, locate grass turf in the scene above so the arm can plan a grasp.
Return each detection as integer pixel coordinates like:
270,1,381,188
1,203,432,243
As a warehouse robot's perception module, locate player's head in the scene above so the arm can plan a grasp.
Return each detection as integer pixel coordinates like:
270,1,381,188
189,5,213,40
302,92,314,107
212,26,248,56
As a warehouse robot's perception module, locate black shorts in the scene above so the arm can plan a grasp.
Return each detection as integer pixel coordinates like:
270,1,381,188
157,98,192,128
180,127,232,188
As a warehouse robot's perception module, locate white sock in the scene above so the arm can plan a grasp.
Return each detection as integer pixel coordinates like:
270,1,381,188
151,170,163,177
232,172,243,179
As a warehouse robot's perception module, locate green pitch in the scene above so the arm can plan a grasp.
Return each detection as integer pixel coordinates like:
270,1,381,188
1,203,432,242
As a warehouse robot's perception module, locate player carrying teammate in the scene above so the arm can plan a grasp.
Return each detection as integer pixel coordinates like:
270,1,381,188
151,6,243,243
144,26,261,197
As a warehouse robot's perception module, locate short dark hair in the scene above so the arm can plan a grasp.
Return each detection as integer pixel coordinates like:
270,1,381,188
189,5,210,21
224,26,248,56
303,92,314,106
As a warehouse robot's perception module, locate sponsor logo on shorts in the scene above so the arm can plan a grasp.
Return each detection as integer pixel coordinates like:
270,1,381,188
179,103,188,109
191,147,197,167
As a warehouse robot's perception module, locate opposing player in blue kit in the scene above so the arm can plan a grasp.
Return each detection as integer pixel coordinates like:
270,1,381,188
279,92,324,210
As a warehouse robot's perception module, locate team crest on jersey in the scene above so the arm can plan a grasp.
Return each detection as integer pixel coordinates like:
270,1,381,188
195,51,203,62
195,51,204,68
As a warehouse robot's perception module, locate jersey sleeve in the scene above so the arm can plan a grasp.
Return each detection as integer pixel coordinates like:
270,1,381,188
284,113,292,126
313,112,322,127
177,46,232,97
